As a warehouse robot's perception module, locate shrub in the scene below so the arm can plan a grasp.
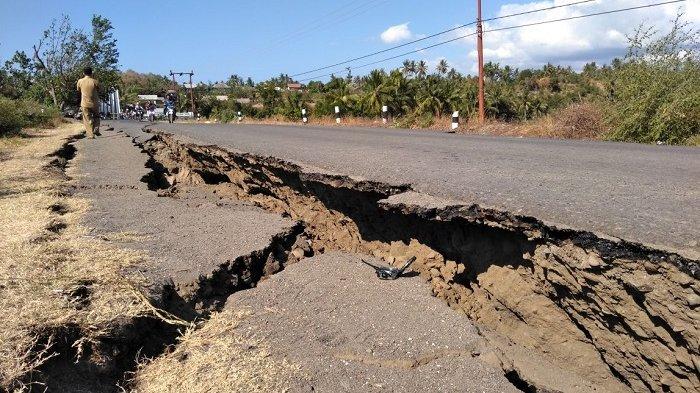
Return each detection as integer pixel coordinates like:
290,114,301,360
553,102,607,139
605,15,700,144
0,98,25,135
0,97,60,136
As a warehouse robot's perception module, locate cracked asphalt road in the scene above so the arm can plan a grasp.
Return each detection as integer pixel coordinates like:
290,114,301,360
113,121,699,259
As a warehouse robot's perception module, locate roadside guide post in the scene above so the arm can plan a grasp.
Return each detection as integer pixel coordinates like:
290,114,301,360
452,111,459,130
335,106,341,124
237,111,242,123
302,108,308,124
382,105,388,124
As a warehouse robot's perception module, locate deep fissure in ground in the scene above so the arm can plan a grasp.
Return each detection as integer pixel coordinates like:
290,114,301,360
138,129,699,393
30,135,310,392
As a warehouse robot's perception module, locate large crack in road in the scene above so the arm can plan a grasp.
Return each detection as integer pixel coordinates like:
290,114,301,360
136,126,699,393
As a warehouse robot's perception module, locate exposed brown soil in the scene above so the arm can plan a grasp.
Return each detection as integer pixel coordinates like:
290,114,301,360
139,128,699,393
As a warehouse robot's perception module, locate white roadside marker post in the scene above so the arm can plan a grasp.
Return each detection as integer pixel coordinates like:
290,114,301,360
382,105,388,124
335,106,341,124
237,111,242,123
302,108,308,124
451,111,459,131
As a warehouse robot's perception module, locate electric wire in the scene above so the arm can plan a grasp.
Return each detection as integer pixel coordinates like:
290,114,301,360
297,0,687,82
291,0,597,77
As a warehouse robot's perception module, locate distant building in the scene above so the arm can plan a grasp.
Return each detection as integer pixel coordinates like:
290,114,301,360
235,98,251,104
287,83,302,91
215,95,229,101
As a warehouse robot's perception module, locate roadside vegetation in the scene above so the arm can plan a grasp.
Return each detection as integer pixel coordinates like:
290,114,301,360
0,14,118,137
3,14,696,144
0,97,61,136
194,14,693,145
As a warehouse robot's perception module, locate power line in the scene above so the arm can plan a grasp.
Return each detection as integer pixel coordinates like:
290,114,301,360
242,0,386,58
291,0,597,78
487,0,686,34
298,0,687,82
271,0,385,48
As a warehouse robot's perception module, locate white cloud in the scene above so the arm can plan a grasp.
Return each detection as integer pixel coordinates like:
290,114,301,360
451,0,699,73
380,23,413,44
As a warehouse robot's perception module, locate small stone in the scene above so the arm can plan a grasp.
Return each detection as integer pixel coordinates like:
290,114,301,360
627,273,654,293
668,271,692,287
429,268,440,278
686,294,700,308
643,261,659,274
587,253,604,268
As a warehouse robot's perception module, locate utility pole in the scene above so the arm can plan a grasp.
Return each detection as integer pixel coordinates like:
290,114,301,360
169,70,177,89
476,0,485,124
170,70,197,118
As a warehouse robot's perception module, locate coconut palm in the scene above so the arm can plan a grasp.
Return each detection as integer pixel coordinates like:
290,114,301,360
384,69,416,116
402,60,415,77
360,69,390,115
416,60,428,79
436,59,449,75
417,75,450,117
447,68,459,79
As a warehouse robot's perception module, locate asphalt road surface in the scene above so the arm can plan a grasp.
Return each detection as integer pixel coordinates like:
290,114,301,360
115,121,699,259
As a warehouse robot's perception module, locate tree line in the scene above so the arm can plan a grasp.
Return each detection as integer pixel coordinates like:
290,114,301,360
2,14,698,144
196,14,698,144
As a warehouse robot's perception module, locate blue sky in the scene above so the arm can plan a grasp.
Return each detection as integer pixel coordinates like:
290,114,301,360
1,0,697,83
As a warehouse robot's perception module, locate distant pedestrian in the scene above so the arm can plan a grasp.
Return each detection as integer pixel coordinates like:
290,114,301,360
76,67,101,138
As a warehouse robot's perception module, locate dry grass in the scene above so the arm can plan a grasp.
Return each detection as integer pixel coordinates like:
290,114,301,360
464,104,609,140
0,123,156,391
202,104,611,140
132,308,304,393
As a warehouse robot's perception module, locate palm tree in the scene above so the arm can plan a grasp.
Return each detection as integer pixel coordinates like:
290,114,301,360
447,68,459,79
360,69,390,115
436,59,449,75
416,60,428,78
385,69,416,116
321,76,359,115
417,76,450,117
402,60,415,77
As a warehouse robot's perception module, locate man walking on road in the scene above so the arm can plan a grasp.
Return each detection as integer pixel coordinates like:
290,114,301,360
76,67,101,138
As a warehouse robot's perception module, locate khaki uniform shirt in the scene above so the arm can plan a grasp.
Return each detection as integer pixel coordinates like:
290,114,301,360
76,76,100,109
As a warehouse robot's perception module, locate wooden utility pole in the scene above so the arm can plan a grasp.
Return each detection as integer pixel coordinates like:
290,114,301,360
169,70,197,118
476,0,485,123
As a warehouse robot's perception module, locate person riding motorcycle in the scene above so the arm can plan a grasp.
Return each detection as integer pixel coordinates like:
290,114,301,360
164,91,177,122
134,103,145,121
147,101,157,121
